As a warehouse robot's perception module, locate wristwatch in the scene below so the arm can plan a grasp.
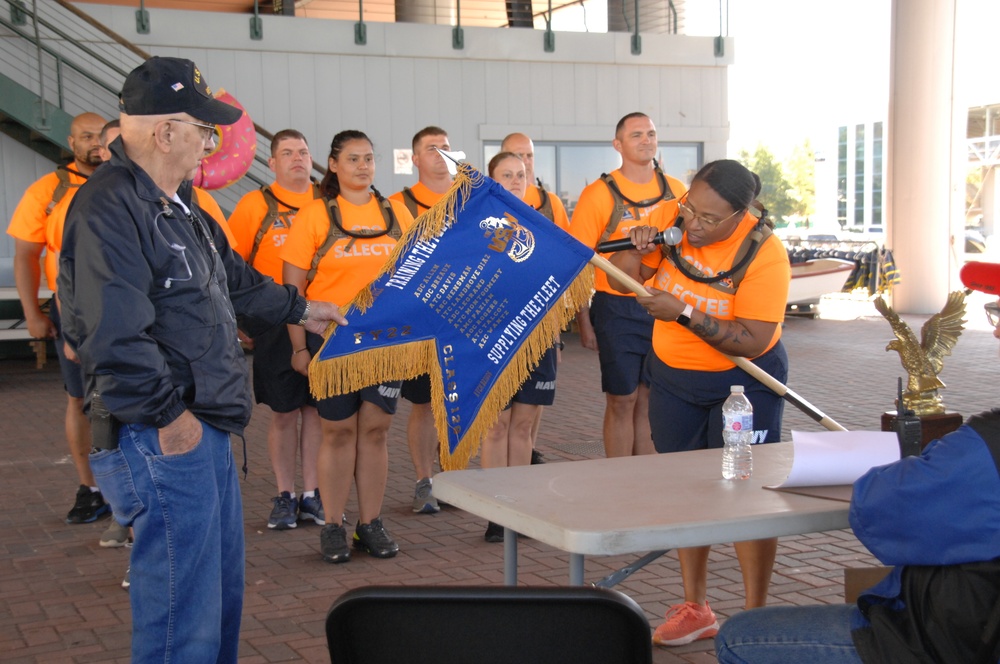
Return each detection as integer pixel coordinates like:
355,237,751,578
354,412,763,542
676,303,694,327
298,301,311,326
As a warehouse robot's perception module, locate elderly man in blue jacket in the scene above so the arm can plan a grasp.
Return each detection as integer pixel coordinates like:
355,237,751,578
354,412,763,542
716,263,1000,664
58,57,347,663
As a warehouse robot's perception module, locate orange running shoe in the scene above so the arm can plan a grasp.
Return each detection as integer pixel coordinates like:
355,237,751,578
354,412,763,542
652,601,719,646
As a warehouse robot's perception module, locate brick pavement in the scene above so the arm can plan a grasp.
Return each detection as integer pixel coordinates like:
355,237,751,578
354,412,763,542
1,296,998,663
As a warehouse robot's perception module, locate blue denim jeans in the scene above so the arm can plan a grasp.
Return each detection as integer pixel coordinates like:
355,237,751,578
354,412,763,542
715,604,864,664
89,420,244,663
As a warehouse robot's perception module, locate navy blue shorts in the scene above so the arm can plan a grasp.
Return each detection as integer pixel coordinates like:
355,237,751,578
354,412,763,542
251,324,314,413
645,341,788,454
512,346,558,406
306,332,401,421
590,292,653,396
50,304,85,399
401,374,431,405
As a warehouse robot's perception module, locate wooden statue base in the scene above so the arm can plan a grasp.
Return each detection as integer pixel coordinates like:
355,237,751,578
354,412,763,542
880,411,964,450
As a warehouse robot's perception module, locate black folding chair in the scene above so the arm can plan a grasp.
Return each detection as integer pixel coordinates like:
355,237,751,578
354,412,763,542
326,585,653,664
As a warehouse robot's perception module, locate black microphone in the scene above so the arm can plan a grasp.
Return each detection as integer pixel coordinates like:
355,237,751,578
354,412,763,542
596,226,682,253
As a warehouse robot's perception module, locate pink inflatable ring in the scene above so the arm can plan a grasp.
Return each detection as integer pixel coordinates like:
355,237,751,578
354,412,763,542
192,89,256,190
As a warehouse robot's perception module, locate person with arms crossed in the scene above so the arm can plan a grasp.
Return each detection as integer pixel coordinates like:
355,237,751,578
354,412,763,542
6,111,107,526
390,125,453,514
282,130,414,564
609,159,790,647
714,267,1000,664
58,57,347,662
229,129,325,530
568,112,686,459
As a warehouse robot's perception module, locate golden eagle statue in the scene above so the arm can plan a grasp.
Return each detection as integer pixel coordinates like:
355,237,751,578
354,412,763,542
873,291,967,415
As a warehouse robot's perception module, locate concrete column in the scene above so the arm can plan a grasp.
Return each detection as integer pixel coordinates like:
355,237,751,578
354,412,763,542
887,0,958,313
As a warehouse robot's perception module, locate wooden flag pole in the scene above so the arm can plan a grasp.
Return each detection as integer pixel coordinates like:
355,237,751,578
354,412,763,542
591,254,847,432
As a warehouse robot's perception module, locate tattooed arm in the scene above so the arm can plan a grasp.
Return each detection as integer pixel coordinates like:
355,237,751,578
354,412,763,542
636,286,779,358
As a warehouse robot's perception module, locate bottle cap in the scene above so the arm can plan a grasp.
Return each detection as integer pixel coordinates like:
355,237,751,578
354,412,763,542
730,385,744,393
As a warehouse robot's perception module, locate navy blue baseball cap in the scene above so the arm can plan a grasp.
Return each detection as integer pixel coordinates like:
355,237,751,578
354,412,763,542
119,57,242,126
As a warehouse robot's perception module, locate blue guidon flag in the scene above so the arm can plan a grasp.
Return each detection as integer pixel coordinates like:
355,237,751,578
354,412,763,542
310,163,595,470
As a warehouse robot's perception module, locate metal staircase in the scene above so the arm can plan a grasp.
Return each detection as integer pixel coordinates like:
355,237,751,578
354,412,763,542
0,0,323,212
0,71,73,162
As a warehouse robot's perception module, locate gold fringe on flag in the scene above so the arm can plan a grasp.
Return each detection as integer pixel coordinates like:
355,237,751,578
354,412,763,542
433,262,594,470
309,163,595,470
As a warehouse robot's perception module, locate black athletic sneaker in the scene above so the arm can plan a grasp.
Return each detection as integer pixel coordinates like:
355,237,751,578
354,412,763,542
530,449,546,465
267,492,298,530
320,523,351,564
66,485,110,524
353,517,399,558
484,521,505,543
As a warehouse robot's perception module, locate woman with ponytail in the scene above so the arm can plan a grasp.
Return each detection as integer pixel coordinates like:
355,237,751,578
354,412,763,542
608,159,791,647
281,131,414,564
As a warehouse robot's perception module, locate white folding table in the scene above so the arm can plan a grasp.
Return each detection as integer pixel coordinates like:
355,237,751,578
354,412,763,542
433,443,852,585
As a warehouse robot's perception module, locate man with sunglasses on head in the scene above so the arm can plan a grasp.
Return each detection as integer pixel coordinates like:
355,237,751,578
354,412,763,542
714,261,1000,664
58,57,347,662
568,112,686,459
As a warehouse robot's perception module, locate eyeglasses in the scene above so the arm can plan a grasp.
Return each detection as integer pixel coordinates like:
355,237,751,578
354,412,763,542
168,118,217,142
986,301,1000,328
677,196,743,229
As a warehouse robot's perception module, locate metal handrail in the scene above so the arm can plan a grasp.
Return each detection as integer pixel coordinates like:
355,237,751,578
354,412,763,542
50,0,326,176
0,13,121,99
2,0,324,207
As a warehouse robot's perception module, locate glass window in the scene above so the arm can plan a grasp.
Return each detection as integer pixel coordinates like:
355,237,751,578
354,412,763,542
837,126,848,229
872,122,883,227
854,124,865,228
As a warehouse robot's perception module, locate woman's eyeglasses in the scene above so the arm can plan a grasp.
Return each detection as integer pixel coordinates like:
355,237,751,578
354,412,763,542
677,196,743,229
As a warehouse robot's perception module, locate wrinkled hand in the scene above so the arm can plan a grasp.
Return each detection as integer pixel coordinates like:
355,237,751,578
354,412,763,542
27,313,56,339
302,301,348,336
158,410,203,456
637,286,683,322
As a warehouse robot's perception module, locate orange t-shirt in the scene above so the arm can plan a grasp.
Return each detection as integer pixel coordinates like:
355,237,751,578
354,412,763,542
228,183,319,282
8,169,88,291
569,168,686,294
280,195,414,304
389,181,447,217
193,187,238,250
641,213,791,371
523,185,570,231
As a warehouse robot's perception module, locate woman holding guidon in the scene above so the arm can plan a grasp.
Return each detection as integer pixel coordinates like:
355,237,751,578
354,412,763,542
608,159,791,647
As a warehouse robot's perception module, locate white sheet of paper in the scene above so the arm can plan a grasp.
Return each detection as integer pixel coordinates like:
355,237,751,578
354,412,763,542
766,430,900,488
393,149,413,175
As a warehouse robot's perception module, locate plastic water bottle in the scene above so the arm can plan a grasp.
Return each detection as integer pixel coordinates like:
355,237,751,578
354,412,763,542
722,385,753,480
